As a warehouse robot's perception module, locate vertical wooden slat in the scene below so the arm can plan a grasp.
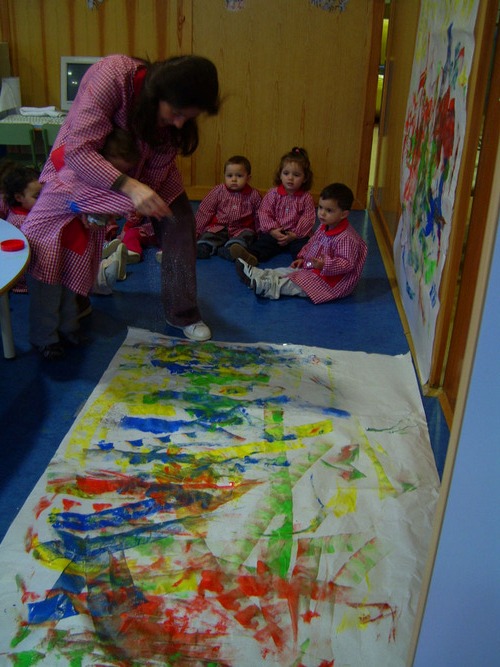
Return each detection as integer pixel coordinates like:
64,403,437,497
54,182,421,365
356,0,384,207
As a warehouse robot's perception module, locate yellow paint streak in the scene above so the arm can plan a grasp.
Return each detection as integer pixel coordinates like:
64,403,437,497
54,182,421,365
197,437,304,462
337,608,368,633
327,486,357,517
126,403,176,417
32,544,72,573
358,425,397,498
295,420,333,438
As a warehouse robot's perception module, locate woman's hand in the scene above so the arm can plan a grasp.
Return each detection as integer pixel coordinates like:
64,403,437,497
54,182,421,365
119,176,172,218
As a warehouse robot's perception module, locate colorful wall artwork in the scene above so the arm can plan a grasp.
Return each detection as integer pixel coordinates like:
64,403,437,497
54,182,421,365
0,329,439,666
394,0,480,383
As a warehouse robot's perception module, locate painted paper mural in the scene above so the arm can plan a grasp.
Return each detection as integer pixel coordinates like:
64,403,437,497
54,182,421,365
394,0,480,383
0,329,439,666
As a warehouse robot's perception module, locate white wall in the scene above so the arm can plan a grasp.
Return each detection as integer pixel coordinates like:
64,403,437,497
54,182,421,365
414,216,500,665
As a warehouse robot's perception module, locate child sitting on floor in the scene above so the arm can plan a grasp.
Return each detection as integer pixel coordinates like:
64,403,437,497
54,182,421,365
235,182,367,303
194,155,261,261
230,146,315,266
1,163,42,293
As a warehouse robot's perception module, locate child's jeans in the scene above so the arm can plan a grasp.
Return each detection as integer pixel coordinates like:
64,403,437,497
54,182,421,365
27,276,80,347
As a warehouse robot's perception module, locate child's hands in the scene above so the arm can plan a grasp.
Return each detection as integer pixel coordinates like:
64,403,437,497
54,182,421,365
280,230,297,245
303,257,324,270
270,228,289,244
291,258,303,269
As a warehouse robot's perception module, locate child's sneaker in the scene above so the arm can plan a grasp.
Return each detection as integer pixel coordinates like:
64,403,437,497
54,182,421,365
110,243,128,281
235,259,255,289
230,244,258,266
93,256,119,295
102,238,122,258
156,251,163,264
127,249,141,264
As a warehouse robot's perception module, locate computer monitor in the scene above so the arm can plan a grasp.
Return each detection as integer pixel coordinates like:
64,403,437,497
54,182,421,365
60,56,101,112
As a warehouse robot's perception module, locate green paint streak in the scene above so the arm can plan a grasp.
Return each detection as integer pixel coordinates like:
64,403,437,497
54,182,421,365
401,481,417,492
267,457,293,578
291,638,311,666
10,626,31,648
10,651,45,666
335,539,385,586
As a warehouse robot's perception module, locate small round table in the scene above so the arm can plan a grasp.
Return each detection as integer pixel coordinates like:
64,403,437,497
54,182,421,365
0,219,30,358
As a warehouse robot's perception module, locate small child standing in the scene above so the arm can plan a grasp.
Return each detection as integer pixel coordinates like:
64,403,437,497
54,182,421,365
231,146,316,266
235,182,367,303
195,155,261,260
1,164,42,293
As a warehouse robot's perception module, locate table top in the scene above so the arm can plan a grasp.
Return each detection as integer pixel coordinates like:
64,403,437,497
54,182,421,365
0,109,66,127
0,219,30,295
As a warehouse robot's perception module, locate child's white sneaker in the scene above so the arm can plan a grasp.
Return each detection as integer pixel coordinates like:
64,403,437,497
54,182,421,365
93,257,119,295
108,243,128,281
127,249,141,264
102,238,122,258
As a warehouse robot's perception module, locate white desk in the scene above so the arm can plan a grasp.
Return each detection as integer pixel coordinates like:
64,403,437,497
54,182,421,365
0,219,30,358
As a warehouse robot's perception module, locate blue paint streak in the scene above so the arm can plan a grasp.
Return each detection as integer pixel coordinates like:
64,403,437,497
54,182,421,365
28,593,78,624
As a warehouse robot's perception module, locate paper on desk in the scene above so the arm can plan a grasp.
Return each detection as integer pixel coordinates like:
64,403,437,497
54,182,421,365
19,105,64,117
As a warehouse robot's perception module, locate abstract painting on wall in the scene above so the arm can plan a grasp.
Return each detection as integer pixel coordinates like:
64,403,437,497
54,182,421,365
0,328,439,666
394,0,480,383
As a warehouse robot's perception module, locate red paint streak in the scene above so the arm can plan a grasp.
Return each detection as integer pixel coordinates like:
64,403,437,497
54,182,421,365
199,570,224,595
301,609,320,623
24,526,36,553
33,495,52,519
76,472,142,495
346,601,398,642
62,499,81,511
18,578,39,604
216,589,242,611
92,503,112,512
234,603,260,629
237,575,268,597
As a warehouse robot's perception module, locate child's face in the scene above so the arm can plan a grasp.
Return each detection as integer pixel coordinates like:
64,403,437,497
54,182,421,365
317,197,348,229
280,161,305,194
16,180,42,211
224,163,250,192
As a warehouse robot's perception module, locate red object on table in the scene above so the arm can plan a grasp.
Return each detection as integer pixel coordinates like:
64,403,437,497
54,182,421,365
1,239,25,252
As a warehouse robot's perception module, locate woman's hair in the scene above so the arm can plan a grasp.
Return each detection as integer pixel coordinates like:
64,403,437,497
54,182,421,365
1,163,40,207
273,146,313,191
320,182,354,211
131,55,220,155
